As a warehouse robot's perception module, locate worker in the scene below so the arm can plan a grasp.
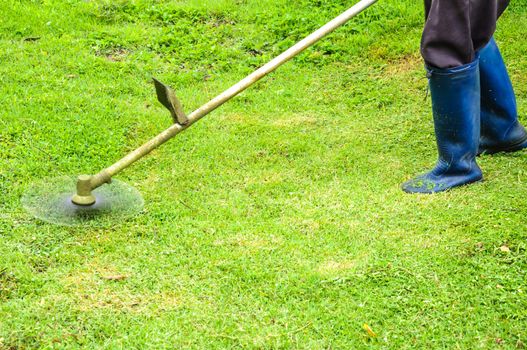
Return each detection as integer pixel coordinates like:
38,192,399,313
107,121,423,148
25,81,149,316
402,0,527,193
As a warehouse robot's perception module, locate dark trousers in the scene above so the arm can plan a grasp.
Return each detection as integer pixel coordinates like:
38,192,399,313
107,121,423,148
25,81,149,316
421,0,510,68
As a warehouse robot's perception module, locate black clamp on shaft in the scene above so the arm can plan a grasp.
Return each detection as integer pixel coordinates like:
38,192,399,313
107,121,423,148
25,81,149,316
153,78,189,125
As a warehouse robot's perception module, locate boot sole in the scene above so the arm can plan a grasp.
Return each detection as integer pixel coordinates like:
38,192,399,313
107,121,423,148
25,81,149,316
478,136,527,156
402,176,483,194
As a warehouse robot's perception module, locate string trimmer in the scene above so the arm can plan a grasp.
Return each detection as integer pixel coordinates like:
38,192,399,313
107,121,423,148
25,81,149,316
22,0,379,225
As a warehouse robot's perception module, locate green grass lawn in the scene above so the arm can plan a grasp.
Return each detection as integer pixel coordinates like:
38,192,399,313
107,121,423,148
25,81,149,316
1,0,527,348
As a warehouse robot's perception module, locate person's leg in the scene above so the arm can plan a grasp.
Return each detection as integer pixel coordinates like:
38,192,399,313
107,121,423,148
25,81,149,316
402,60,482,193
421,0,509,69
478,38,527,154
421,0,474,69
403,0,498,193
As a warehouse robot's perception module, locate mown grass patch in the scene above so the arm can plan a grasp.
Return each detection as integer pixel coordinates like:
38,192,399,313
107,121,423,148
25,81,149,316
1,0,527,348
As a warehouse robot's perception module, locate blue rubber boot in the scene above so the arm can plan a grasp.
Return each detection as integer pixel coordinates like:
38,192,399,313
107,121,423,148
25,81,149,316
402,60,483,193
478,38,527,155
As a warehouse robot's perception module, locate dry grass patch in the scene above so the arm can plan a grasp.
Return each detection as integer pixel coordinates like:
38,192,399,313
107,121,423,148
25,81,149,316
385,54,422,76
213,234,283,250
270,114,318,128
316,253,369,276
61,261,188,313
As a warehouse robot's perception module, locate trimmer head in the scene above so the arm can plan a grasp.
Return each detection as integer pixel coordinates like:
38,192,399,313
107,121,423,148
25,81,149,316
71,175,96,206
22,176,144,226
